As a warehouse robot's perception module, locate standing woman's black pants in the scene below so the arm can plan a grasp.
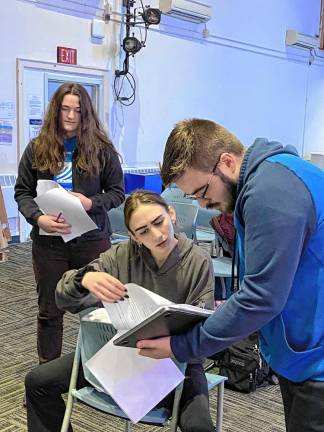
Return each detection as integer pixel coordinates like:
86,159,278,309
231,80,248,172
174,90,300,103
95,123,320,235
32,235,110,364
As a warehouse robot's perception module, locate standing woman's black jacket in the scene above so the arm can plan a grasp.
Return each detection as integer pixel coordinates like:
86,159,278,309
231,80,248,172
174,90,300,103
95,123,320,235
14,140,125,241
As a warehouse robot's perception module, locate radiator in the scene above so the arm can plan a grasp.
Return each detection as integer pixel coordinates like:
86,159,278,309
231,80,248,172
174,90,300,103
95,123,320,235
0,174,19,237
122,166,160,174
0,174,18,219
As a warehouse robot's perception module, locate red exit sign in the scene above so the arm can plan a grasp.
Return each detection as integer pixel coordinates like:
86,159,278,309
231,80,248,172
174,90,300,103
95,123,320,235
57,46,77,65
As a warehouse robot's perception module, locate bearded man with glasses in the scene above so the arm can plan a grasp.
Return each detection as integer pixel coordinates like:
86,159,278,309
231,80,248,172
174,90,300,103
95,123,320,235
137,118,324,432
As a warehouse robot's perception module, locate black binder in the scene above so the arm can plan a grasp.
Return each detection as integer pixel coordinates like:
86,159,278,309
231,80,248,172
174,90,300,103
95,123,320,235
113,304,213,348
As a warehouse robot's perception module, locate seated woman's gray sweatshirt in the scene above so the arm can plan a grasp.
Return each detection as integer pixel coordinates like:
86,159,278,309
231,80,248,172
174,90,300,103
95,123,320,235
56,233,214,317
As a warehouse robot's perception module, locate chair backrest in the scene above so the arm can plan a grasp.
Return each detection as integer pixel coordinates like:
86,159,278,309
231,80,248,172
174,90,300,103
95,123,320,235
169,201,198,240
196,207,220,229
195,208,231,253
161,187,196,204
108,203,128,236
80,312,117,391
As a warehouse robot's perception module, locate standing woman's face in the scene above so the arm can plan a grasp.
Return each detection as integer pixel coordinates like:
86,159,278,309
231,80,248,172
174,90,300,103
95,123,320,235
128,203,177,260
59,94,81,138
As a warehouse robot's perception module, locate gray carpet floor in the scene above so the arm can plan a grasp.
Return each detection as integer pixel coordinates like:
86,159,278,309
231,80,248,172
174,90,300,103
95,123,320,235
0,242,286,431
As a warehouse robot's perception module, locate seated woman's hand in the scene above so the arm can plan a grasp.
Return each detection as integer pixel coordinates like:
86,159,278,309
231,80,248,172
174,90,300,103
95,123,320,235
81,272,127,303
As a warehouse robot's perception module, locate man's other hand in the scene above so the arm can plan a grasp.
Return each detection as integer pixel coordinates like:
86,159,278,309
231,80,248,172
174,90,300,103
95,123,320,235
136,337,173,359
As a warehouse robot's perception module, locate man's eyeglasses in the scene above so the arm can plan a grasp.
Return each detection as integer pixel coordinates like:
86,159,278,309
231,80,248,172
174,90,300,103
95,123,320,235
61,106,81,114
184,157,220,200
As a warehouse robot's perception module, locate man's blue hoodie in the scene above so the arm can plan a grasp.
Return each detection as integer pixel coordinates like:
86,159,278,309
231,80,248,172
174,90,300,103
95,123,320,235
170,138,324,382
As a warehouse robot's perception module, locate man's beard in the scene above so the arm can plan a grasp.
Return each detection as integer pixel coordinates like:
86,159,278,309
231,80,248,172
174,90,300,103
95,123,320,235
206,171,237,214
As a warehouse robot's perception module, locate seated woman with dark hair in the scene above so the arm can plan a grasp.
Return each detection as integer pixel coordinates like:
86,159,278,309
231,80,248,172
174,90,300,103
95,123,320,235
25,189,215,432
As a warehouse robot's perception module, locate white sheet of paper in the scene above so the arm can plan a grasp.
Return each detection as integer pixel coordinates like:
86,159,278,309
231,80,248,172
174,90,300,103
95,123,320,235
103,283,173,330
36,179,61,195
34,187,97,242
84,334,184,423
35,181,62,237
82,308,112,324
168,303,214,316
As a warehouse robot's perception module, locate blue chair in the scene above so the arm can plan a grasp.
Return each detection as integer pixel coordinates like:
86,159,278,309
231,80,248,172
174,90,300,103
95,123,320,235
212,256,233,300
161,187,195,204
195,208,219,244
169,201,199,240
196,208,220,228
195,208,232,254
61,309,186,432
61,309,227,432
108,203,129,244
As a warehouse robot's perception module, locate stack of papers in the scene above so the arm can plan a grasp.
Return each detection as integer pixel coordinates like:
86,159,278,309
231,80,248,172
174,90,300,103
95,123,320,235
34,180,97,242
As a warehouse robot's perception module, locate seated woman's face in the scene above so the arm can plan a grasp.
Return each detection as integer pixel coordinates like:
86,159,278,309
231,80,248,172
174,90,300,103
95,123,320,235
129,203,177,258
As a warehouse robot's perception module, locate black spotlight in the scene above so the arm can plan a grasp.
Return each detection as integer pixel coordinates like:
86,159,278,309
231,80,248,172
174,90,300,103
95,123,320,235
122,36,142,54
142,7,161,25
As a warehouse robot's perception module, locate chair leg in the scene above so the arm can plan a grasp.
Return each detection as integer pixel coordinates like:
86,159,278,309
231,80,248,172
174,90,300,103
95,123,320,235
169,380,184,432
216,381,225,432
124,420,132,432
61,332,82,432
220,277,227,300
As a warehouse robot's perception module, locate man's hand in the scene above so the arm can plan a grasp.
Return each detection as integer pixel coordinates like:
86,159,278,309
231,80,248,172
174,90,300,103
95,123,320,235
82,272,127,303
37,214,71,234
69,192,92,211
136,337,173,359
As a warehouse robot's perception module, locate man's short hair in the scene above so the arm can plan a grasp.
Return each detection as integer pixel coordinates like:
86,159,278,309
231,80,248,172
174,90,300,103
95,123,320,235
161,119,244,186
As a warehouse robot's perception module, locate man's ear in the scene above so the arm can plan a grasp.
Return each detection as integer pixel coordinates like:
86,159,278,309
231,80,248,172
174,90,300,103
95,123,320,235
168,206,177,224
220,152,237,174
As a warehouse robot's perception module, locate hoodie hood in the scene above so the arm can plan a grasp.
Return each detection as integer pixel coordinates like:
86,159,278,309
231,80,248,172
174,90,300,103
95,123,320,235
139,233,194,275
237,138,298,195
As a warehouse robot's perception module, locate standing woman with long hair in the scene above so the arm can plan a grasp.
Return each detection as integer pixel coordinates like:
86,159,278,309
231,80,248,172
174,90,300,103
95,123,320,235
15,82,125,364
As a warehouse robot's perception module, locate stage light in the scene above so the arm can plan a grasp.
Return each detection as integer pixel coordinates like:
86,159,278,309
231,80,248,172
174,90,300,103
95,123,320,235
122,36,142,54
142,7,161,25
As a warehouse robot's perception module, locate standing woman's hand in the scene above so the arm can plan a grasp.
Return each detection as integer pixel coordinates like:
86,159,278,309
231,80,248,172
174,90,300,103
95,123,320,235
69,191,93,211
37,214,71,234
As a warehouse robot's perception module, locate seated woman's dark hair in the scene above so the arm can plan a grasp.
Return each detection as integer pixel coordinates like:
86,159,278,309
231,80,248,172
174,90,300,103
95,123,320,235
124,189,169,233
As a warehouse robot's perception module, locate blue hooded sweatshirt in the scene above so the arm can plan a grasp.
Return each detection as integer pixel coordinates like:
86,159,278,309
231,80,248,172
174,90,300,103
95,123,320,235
170,138,324,382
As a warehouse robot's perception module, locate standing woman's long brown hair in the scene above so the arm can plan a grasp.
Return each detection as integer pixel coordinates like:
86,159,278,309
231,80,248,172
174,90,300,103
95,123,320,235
33,82,118,175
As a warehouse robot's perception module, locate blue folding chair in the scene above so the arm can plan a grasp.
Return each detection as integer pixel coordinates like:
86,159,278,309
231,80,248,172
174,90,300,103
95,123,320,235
108,203,129,244
168,202,198,240
212,256,233,301
61,308,227,431
195,208,232,255
161,187,195,204
195,208,219,245
61,309,186,432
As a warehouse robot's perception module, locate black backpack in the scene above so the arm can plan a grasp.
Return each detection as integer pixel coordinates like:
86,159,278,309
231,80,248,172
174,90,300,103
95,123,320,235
211,332,277,393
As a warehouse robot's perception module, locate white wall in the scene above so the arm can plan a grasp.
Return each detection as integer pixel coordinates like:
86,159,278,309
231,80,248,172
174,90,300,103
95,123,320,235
304,63,324,153
112,0,324,164
0,0,119,173
0,0,323,173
